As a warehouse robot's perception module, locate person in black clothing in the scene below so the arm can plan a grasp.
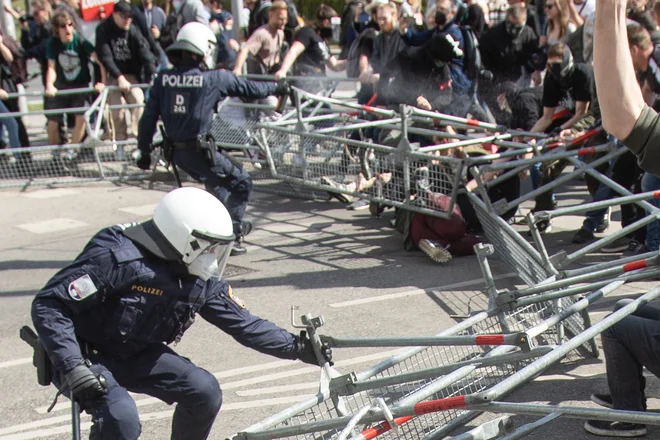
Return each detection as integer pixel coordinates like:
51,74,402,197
480,5,539,123
21,0,51,84
377,33,456,111
481,6,539,84
274,5,346,92
529,42,594,134
96,0,156,144
348,27,378,104
340,0,360,58
360,2,408,90
499,82,544,131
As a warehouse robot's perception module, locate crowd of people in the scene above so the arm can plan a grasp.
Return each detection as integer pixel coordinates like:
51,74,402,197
0,0,654,265
7,0,660,437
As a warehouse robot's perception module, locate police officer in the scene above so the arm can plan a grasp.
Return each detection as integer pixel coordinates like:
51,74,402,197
31,187,331,440
136,22,288,256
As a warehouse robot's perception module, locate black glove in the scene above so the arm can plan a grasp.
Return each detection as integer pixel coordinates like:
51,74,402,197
274,79,291,97
136,151,152,170
64,364,107,402
296,331,333,366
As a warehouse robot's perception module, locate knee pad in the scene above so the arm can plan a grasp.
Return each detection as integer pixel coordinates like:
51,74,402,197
184,368,223,416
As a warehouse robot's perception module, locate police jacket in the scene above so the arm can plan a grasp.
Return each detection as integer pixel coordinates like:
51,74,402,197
31,225,299,374
137,65,278,154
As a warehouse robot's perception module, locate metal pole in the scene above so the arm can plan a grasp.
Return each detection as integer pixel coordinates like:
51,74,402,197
71,399,81,440
474,286,660,403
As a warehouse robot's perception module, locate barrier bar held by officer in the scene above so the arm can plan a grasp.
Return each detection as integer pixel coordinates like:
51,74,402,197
30,187,332,440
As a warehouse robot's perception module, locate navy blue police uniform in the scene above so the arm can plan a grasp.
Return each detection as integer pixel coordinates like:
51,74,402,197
31,224,302,440
137,68,278,237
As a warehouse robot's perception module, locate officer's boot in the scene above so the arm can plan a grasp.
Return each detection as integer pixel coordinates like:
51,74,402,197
231,221,252,256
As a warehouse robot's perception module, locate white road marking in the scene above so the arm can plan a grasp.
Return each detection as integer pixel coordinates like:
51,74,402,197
236,382,318,397
0,358,31,369
118,204,158,217
22,189,80,199
36,349,399,415
16,218,89,234
329,273,518,308
0,395,315,440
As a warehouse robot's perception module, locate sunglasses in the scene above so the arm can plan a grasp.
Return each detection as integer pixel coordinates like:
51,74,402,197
118,12,132,19
58,22,74,28
545,3,554,8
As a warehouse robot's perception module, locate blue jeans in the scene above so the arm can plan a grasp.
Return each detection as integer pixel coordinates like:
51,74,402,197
642,172,660,251
582,181,613,231
530,162,556,205
602,301,660,411
0,100,21,148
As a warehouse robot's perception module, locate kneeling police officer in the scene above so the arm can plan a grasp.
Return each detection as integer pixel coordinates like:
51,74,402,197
31,187,331,440
137,22,288,256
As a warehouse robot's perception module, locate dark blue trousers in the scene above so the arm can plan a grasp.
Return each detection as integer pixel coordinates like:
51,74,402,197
173,149,252,236
63,344,222,440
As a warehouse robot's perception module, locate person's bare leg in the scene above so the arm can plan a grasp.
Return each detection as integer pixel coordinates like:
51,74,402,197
71,115,86,144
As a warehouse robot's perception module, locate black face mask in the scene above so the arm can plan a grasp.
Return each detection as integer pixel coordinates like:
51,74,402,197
435,11,448,27
505,21,524,38
548,50,575,87
319,26,333,40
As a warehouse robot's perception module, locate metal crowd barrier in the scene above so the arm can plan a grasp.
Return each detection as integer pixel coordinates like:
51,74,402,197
0,76,354,191
255,87,544,219
0,85,151,189
229,242,660,440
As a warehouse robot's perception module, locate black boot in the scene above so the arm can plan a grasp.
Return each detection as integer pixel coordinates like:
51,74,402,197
231,240,247,256
230,221,252,256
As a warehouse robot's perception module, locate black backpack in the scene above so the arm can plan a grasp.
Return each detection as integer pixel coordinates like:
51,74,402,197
459,25,482,82
346,28,377,78
159,11,183,50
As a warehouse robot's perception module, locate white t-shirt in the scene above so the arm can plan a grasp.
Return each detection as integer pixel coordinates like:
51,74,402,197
573,0,595,20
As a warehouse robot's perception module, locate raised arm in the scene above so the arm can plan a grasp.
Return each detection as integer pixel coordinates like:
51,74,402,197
594,0,645,140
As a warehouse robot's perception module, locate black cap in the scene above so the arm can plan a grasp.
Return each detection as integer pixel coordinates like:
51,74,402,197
122,220,182,261
113,0,132,15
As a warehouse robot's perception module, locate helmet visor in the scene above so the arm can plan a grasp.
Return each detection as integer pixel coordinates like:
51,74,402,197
187,240,233,281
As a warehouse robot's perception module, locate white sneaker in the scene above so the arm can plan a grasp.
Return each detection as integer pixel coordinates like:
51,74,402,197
419,239,452,264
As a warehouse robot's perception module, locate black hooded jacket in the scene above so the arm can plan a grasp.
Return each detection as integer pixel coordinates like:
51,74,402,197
377,41,452,111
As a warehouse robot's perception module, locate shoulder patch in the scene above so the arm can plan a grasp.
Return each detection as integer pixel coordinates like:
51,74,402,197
228,285,246,309
68,274,98,301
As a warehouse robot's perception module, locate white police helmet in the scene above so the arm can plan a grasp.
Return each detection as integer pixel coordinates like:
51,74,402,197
166,22,218,69
123,187,234,281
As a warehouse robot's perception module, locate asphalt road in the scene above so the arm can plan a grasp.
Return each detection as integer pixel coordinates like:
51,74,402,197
0,177,658,440
1,63,658,440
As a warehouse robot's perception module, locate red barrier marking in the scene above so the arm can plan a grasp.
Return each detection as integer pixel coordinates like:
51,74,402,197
361,417,413,440
362,105,376,113
414,396,467,414
623,260,647,272
577,147,597,156
570,128,601,147
654,192,660,198
366,93,378,107
552,109,571,120
466,119,480,127
476,335,505,345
